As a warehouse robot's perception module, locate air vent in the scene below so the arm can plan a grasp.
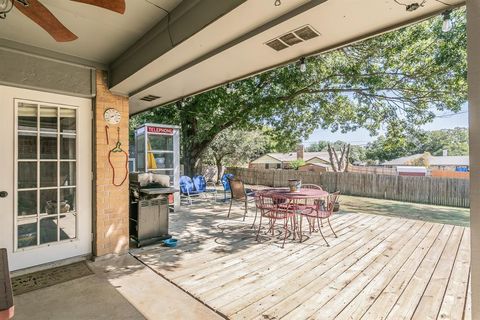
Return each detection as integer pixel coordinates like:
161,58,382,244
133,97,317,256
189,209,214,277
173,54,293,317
294,26,320,41
265,25,320,51
279,33,303,46
140,95,161,102
266,39,288,51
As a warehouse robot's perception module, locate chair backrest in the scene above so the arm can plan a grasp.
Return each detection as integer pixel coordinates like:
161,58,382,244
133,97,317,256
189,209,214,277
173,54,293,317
326,191,340,212
192,175,207,192
302,184,323,190
179,176,195,194
229,178,247,200
221,173,234,191
258,193,292,216
257,192,277,213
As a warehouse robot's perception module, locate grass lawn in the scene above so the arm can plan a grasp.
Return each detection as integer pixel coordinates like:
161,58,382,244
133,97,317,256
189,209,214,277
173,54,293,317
339,195,470,227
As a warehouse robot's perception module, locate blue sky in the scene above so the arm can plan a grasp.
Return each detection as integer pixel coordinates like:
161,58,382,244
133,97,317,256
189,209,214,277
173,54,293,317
303,104,468,147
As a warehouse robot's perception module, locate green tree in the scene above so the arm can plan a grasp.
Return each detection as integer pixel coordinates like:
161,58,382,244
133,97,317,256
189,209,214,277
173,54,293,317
307,140,366,164
289,159,306,170
131,9,466,175
201,129,268,180
306,141,329,152
365,127,468,161
407,152,432,167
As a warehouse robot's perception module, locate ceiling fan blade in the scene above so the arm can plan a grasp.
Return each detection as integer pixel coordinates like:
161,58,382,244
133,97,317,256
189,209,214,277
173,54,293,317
71,0,126,14
14,0,78,42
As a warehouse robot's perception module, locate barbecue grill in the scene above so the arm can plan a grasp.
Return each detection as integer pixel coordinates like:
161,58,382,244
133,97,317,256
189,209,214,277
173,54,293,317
129,172,178,247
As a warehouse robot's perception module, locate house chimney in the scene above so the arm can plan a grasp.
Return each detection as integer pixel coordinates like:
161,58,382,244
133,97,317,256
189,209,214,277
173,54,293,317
296,144,304,160
442,149,448,156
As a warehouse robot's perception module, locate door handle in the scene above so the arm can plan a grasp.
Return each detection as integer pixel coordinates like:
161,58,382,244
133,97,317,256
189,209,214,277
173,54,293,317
0,191,8,198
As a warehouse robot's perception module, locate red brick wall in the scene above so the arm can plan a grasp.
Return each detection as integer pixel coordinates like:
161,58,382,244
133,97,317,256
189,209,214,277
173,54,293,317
94,70,129,256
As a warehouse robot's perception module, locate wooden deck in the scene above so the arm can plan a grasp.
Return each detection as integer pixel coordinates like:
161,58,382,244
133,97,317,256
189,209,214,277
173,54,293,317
132,202,471,320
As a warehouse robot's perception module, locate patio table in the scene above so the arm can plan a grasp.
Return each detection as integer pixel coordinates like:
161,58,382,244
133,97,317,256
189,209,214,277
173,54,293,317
259,188,329,242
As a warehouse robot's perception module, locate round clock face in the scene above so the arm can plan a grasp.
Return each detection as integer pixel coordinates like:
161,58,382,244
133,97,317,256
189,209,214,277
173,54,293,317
104,108,121,125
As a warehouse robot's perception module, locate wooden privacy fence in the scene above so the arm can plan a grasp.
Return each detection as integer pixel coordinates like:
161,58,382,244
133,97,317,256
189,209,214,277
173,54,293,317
226,167,470,208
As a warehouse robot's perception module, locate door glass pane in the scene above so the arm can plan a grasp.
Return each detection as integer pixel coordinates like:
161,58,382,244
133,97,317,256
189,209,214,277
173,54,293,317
40,162,57,187
60,162,76,186
18,218,37,248
60,108,76,133
40,133,57,159
60,135,76,159
40,217,58,244
18,190,37,216
18,104,37,131
40,107,57,132
18,132,37,159
16,104,78,249
60,188,75,213
18,162,37,188
59,214,76,241
40,189,57,215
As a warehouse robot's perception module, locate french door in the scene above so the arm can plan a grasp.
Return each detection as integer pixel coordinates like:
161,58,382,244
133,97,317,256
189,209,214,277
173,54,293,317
0,86,92,271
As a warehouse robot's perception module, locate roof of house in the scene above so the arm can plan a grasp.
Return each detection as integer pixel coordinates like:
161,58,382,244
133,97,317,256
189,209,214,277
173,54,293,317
252,152,331,163
299,162,331,168
383,154,469,166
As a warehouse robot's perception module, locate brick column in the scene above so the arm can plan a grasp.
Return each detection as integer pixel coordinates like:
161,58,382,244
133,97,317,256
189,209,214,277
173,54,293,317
94,70,129,257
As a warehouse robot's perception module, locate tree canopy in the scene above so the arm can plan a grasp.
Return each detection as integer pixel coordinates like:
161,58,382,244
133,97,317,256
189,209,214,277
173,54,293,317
365,127,468,161
202,129,268,180
131,8,466,175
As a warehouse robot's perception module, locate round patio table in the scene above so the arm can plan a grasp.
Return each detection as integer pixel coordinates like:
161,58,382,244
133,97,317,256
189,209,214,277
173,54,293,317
261,188,329,200
259,188,330,245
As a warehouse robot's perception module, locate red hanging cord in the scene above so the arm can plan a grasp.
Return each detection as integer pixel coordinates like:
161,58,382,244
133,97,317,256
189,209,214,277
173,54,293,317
105,126,129,186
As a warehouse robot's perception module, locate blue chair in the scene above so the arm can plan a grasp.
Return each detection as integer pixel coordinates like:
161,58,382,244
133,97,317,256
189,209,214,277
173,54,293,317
193,175,217,202
221,173,234,201
179,176,202,205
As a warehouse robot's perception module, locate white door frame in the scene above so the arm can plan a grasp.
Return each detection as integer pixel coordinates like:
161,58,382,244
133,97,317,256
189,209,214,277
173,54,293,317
0,85,92,271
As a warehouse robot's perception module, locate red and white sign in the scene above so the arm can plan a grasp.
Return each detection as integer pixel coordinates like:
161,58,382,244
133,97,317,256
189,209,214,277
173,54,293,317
146,126,174,135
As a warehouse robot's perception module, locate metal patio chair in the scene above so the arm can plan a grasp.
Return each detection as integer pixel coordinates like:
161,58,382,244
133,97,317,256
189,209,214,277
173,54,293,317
227,178,255,221
192,175,217,202
221,173,234,201
255,193,296,248
179,175,202,205
298,191,340,246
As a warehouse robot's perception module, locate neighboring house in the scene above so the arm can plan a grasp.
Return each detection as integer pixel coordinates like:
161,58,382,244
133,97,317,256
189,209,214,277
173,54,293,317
249,145,332,170
298,162,332,173
382,154,470,171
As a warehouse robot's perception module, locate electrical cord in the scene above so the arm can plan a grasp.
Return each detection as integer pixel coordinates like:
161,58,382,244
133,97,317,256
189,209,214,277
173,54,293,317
144,0,174,48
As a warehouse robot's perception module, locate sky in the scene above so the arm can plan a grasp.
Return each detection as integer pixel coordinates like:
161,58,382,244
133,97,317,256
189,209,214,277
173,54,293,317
303,104,469,147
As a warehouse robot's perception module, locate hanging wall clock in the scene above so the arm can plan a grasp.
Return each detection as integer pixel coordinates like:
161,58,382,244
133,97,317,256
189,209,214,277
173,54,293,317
104,108,121,125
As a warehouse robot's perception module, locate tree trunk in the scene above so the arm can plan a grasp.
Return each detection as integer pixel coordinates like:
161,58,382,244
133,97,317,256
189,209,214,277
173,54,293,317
215,157,224,183
327,143,338,172
344,144,351,172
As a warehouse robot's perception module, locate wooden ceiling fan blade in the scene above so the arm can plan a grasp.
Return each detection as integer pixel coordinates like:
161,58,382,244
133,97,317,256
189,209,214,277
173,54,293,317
14,0,77,42
71,0,126,14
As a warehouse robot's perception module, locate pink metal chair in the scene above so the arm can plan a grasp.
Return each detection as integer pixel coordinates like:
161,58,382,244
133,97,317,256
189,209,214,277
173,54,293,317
298,191,340,246
301,184,323,190
255,193,296,248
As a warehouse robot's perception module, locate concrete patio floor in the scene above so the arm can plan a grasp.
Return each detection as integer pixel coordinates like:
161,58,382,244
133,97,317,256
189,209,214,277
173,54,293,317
13,254,222,320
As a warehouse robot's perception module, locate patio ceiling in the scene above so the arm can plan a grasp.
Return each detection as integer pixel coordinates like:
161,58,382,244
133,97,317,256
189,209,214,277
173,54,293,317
113,0,465,115
0,0,465,114
0,0,183,64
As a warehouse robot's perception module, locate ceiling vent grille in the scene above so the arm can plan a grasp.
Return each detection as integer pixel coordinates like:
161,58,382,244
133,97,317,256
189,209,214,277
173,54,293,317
265,25,320,51
140,95,161,102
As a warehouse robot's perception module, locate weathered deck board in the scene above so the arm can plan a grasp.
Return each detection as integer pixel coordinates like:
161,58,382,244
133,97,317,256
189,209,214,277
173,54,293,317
133,202,471,320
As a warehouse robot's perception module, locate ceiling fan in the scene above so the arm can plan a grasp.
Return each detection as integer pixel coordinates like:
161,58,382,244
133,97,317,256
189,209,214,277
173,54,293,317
0,0,126,42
